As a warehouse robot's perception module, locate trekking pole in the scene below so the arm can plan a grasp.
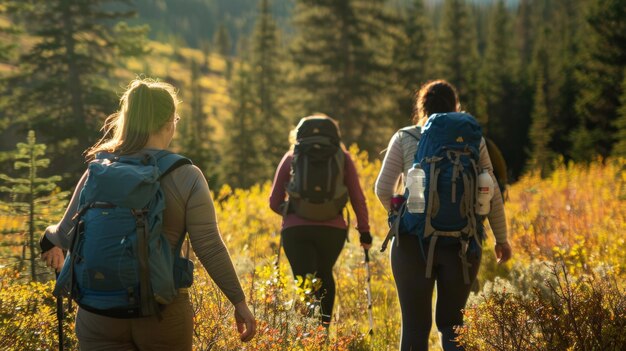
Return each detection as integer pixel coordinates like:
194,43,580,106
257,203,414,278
275,235,283,268
55,271,64,351
364,248,374,335
275,200,289,268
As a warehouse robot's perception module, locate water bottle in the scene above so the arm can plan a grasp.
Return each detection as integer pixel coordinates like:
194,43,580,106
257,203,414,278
476,170,494,215
406,165,426,213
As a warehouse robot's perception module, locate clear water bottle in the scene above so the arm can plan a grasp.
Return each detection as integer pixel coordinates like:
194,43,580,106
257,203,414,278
476,170,494,215
406,165,426,213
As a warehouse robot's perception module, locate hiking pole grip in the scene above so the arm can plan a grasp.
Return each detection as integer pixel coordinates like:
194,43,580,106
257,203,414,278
364,249,374,335
55,271,64,351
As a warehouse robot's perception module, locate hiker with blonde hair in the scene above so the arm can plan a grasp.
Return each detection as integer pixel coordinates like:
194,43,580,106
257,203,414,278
40,78,256,350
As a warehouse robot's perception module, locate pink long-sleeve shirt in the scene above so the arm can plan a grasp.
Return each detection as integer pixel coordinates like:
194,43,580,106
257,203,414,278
269,150,370,233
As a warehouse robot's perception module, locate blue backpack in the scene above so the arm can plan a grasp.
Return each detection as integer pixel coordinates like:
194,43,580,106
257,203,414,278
382,112,485,284
54,150,194,318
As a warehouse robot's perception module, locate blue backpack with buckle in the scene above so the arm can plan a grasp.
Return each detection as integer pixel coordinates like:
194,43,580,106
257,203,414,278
382,112,485,284
54,150,194,318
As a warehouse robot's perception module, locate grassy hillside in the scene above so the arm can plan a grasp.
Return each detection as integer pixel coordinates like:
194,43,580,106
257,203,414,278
0,23,235,153
117,40,233,142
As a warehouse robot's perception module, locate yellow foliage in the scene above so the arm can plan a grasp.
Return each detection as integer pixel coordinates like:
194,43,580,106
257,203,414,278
506,158,626,274
1,152,624,350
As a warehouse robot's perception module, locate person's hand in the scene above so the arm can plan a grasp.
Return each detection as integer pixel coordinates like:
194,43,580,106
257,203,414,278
495,242,512,264
42,246,65,272
359,231,373,250
234,300,256,342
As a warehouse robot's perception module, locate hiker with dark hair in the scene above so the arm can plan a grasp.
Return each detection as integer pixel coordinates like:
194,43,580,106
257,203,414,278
375,80,512,351
269,114,371,329
40,78,256,350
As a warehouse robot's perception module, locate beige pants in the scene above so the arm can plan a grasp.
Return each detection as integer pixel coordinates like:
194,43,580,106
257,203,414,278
75,292,193,351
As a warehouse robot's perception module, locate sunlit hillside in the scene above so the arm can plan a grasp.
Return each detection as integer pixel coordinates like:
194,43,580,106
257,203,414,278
1,147,624,350
117,40,233,142
0,16,233,145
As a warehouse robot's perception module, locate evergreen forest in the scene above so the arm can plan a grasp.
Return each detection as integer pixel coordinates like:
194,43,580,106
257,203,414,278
1,0,624,187
0,0,625,350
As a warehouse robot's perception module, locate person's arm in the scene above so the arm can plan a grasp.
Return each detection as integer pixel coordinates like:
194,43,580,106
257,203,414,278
345,153,370,233
42,170,88,250
182,166,256,341
40,170,88,271
375,132,404,211
269,152,292,215
478,138,512,263
478,138,507,243
184,166,247,305
344,152,372,248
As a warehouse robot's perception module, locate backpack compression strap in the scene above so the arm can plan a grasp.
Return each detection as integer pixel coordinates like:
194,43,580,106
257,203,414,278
422,153,481,285
139,151,192,316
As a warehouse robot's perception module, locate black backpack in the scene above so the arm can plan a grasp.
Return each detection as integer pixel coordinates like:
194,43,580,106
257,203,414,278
286,117,348,221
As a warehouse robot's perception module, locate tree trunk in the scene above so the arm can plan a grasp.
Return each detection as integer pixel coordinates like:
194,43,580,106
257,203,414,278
29,144,37,282
61,0,86,141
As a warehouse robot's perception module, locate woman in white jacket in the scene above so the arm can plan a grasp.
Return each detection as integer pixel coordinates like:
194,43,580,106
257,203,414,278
375,79,512,351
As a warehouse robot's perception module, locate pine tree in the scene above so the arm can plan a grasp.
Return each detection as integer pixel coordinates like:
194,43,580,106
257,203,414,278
0,3,21,63
514,0,533,70
527,73,554,176
214,23,233,78
0,3,22,132
573,0,626,160
476,0,515,133
475,0,530,177
392,0,433,125
433,0,480,113
1,0,149,180
612,72,626,158
200,39,212,73
214,23,231,58
0,131,69,282
290,0,398,150
251,0,289,169
222,60,266,188
177,60,219,187
543,0,583,159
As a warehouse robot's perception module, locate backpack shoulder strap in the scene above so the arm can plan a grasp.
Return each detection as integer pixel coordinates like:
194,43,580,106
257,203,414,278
398,126,421,142
154,151,193,179
154,151,193,256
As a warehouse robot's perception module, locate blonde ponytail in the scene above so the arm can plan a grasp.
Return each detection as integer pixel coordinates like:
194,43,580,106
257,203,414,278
86,79,179,159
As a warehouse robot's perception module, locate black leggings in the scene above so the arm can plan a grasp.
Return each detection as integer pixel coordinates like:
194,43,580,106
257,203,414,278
282,225,346,325
391,235,481,351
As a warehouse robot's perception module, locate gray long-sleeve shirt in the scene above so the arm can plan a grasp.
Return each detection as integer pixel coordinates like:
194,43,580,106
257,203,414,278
374,128,509,244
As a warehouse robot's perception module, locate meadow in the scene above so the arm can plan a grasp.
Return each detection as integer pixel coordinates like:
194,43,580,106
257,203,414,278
0,147,625,350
